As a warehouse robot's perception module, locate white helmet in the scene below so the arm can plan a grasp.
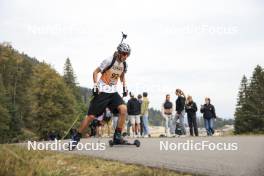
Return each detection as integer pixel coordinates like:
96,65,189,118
117,43,131,56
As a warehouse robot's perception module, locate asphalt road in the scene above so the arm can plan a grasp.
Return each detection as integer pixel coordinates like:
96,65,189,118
26,136,264,176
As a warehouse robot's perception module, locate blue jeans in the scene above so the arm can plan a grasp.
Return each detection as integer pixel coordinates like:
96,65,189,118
204,118,214,136
143,114,149,135
163,114,174,134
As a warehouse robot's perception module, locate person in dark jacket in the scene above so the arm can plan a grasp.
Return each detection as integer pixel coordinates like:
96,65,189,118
185,96,198,136
127,92,141,137
175,89,186,135
200,97,216,136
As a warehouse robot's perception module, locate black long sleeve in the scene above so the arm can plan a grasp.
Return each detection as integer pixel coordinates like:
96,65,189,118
185,102,197,117
192,102,198,113
201,104,216,119
176,96,186,114
127,100,132,115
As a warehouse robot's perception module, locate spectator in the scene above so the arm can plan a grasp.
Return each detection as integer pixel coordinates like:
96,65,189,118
161,94,175,137
175,89,186,135
200,97,216,136
185,96,198,136
141,92,150,137
127,92,141,138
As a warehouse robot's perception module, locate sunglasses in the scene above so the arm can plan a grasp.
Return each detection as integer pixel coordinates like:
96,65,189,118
120,52,129,56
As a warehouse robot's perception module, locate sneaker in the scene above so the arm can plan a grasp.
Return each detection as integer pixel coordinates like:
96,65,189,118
69,132,81,150
130,133,135,138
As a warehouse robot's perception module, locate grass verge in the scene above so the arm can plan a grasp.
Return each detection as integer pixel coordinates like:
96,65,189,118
0,144,191,176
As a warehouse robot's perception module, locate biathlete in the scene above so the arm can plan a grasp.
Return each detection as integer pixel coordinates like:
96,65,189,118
69,42,131,150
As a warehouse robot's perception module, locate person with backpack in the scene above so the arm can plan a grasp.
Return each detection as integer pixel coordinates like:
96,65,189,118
175,89,186,136
161,94,175,137
185,96,199,136
200,97,217,136
137,94,144,137
69,42,131,150
127,92,141,138
141,92,150,137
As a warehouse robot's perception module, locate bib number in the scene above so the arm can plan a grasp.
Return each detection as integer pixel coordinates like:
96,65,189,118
111,73,120,79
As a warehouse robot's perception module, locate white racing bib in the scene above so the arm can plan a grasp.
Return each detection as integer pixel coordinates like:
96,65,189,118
98,56,125,93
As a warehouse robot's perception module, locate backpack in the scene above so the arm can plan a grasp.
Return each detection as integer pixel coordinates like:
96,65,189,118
102,54,127,74
175,121,183,135
164,101,173,109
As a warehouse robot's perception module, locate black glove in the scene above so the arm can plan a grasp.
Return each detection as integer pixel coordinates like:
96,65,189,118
93,84,99,96
123,86,128,97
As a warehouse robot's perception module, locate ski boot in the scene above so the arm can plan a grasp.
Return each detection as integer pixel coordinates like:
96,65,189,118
68,131,81,151
109,129,140,147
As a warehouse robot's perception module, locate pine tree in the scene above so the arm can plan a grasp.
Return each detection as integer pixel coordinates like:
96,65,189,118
63,58,76,89
235,65,264,134
236,75,248,108
246,65,264,133
63,58,87,116
234,75,249,133
63,58,83,100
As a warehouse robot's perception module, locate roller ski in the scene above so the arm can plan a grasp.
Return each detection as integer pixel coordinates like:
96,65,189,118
109,130,140,147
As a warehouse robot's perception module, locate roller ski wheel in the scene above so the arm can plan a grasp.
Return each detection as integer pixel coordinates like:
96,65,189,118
134,139,140,147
